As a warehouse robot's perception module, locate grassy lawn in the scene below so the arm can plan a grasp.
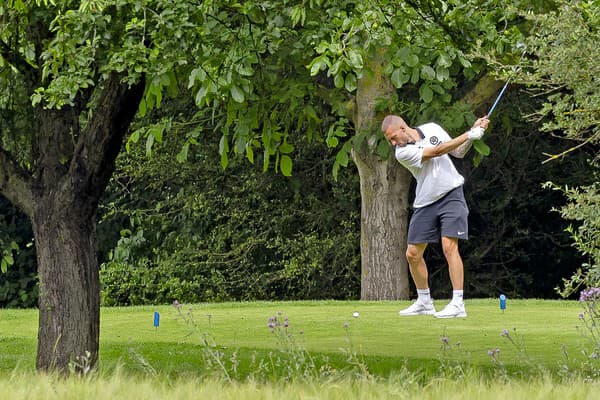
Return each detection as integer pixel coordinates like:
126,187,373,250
2,299,600,399
0,299,591,378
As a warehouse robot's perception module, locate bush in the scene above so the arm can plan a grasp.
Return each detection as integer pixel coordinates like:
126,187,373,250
550,179,600,296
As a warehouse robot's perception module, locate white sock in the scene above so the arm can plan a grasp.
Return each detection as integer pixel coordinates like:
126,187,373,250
451,290,464,305
417,288,431,303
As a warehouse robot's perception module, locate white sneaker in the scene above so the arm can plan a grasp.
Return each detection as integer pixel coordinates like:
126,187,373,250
398,300,436,316
433,302,467,318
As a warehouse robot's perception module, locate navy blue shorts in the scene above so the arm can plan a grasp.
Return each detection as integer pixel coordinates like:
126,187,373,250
408,186,469,244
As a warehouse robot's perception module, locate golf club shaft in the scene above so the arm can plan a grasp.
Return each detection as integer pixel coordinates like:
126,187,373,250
487,46,527,118
487,80,510,117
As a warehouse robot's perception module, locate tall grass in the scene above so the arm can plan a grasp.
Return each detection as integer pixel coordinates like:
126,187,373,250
1,370,599,400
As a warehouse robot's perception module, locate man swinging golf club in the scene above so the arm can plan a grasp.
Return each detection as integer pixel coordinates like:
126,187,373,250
381,114,489,318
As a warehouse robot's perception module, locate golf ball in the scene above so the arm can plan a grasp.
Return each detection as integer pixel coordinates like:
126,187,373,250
352,311,359,318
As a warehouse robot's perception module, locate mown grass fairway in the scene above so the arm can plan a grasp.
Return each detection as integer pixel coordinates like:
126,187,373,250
0,299,590,378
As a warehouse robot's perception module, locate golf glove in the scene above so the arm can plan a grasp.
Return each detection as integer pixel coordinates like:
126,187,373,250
467,126,485,140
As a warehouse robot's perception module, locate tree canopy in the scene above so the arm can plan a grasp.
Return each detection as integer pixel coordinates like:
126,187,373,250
0,0,565,373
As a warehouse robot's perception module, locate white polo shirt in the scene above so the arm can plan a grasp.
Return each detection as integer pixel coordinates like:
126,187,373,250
394,122,464,208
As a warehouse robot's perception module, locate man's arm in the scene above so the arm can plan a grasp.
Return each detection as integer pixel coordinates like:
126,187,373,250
449,140,473,159
422,132,472,161
422,117,489,161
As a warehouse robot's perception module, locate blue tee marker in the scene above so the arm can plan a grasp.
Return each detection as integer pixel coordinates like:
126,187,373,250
499,294,506,313
154,311,160,329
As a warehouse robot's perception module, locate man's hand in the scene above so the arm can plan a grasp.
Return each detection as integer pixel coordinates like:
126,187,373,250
467,116,490,140
467,126,485,140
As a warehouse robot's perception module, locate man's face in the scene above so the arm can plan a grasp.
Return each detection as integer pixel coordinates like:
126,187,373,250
384,123,412,147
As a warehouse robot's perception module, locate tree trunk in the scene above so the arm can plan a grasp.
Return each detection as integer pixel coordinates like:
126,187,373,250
33,198,99,373
28,73,145,373
354,50,412,300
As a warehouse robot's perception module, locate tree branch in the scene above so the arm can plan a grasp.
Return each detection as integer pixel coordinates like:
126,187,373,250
542,133,599,164
0,38,35,76
70,72,145,200
457,73,505,116
403,0,462,45
0,145,34,217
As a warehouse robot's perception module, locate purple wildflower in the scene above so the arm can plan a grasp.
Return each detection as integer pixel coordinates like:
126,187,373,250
267,316,276,331
441,336,449,345
487,348,500,357
579,287,600,302
500,329,510,338
172,300,181,309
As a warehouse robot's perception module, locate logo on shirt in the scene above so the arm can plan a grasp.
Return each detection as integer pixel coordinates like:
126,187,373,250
430,136,440,145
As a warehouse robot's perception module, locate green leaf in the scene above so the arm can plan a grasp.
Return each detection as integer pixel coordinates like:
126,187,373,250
406,53,420,67
392,47,411,66
148,125,164,144
419,85,433,103
335,148,349,167
436,67,449,82
280,155,293,176
347,50,363,70
220,151,229,169
473,139,491,156
176,143,189,163
195,86,209,106
344,73,357,92
31,92,43,107
138,98,147,117
279,143,294,154
437,53,453,68
246,145,254,163
309,55,329,76
126,130,140,153
263,148,270,172
219,135,229,156
145,133,155,156
326,136,339,147
237,64,254,77
230,86,245,103
375,138,391,159
332,163,340,181
391,68,409,88
333,73,344,88
410,67,420,84
421,65,436,81
473,152,482,167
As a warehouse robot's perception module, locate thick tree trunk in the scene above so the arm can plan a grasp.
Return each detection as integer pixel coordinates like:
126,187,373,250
28,74,145,373
354,150,412,300
33,199,99,373
354,50,412,300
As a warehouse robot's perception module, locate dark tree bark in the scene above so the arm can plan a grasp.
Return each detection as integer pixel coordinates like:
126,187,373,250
33,200,101,371
353,50,412,300
0,71,145,373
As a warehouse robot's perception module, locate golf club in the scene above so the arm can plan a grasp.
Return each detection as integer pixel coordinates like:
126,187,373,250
487,42,527,117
